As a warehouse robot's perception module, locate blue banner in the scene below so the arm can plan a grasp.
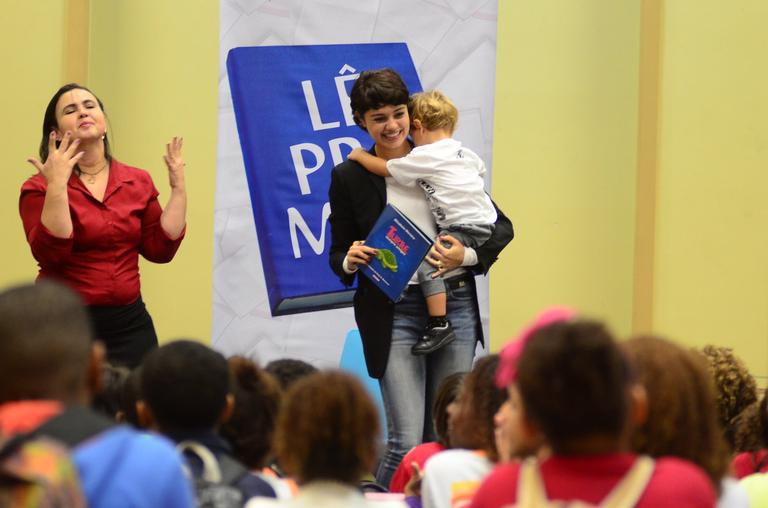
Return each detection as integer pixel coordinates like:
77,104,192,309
227,43,422,316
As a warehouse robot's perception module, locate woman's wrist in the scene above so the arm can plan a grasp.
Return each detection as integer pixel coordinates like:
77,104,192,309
45,181,69,196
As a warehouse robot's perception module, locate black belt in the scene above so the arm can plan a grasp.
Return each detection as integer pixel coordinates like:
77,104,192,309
405,271,474,293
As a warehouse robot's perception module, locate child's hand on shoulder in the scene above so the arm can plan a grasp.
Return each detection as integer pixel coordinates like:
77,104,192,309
348,147,365,161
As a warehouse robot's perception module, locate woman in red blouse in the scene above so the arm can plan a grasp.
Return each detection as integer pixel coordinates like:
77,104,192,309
20,83,187,368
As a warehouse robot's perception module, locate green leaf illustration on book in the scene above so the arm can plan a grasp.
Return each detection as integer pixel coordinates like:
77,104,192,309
376,249,398,272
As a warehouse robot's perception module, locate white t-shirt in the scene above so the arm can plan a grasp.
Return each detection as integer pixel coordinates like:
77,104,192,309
421,449,493,508
386,138,497,229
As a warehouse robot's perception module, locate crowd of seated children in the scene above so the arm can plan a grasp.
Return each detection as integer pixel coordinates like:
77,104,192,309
469,316,717,508
8,276,768,508
246,370,406,508
138,340,277,502
221,356,296,498
624,336,747,507
0,281,195,508
417,355,506,508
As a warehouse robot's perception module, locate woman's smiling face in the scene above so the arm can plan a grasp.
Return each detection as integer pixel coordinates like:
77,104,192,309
359,104,410,154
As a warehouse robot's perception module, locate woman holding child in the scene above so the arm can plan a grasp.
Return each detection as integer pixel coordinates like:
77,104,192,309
20,83,187,368
328,68,513,486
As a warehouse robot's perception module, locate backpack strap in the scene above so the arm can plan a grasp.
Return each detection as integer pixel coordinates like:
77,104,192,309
0,433,33,463
176,440,248,486
516,458,551,507
217,453,249,487
599,456,655,508
34,405,115,448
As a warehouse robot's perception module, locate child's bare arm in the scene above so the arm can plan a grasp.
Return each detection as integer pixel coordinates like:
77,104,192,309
348,147,390,177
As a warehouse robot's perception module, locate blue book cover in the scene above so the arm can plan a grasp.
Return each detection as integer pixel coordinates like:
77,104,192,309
226,43,422,316
360,204,433,302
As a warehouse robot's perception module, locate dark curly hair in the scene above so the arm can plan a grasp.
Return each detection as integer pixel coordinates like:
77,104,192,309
264,358,317,391
698,345,757,450
516,319,631,454
449,355,506,461
220,356,282,469
273,370,380,485
625,336,729,492
733,387,768,453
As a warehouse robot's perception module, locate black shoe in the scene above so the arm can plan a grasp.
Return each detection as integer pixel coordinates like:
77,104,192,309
412,321,457,355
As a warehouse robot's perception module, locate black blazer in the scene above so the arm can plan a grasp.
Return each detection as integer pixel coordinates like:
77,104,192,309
328,157,514,378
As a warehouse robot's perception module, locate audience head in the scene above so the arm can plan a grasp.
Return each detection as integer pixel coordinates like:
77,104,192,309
496,306,576,388
220,356,282,469
624,336,729,490
264,358,318,391
733,388,768,452
139,340,232,432
516,318,632,454
350,68,410,130
117,366,143,427
273,370,379,485
433,372,465,448
91,362,131,420
448,355,507,461
494,382,545,462
699,344,757,450
408,90,458,135
0,281,100,404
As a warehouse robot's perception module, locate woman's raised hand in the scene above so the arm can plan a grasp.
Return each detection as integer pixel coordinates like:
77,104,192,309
163,136,185,189
27,131,83,186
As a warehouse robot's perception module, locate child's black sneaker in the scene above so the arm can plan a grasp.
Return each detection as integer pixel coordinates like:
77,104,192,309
411,321,457,355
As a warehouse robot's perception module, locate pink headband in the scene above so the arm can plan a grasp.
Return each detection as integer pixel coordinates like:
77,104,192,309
495,306,576,388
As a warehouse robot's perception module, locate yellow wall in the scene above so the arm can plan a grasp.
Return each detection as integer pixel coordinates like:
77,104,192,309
1,1,68,288
489,1,641,343
490,1,768,382
652,0,768,381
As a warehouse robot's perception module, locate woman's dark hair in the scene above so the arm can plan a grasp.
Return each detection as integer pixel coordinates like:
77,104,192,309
274,370,379,485
39,83,112,163
449,355,506,461
349,69,410,130
433,372,465,447
220,356,282,469
516,319,631,453
624,336,730,492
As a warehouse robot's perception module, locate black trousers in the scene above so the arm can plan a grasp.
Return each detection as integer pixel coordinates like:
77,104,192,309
88,295,158,368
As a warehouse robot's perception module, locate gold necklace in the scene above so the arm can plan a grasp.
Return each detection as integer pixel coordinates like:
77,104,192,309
79,161,108,184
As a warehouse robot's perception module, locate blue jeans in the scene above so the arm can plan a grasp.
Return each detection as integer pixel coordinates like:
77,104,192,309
375,276,478,487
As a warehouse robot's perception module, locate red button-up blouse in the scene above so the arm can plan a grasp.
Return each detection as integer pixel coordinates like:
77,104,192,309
19,159,185,306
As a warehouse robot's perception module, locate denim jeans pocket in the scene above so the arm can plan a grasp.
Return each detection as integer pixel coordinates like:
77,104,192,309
447,280,474,301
